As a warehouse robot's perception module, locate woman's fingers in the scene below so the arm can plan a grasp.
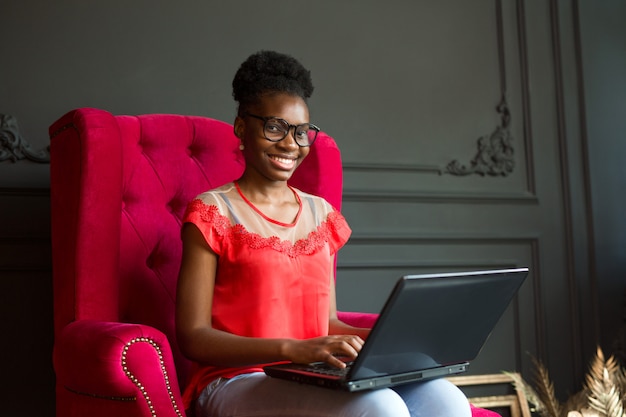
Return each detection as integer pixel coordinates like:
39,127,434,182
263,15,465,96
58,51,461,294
322,335,364,367
285,335,366,367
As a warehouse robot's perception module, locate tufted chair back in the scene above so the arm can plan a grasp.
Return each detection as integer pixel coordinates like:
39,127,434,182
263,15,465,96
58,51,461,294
49,108,344,417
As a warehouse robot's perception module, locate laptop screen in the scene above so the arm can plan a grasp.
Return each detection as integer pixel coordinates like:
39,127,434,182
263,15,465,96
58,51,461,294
350,268,528,379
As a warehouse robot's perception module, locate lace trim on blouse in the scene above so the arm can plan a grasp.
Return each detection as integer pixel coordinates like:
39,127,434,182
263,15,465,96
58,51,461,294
186,199,344,258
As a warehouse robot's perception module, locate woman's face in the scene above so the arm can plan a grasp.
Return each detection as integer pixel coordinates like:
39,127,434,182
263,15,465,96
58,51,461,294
235,93,311,184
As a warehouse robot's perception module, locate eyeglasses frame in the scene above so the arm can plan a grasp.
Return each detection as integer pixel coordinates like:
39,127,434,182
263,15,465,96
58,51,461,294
244,112,320,147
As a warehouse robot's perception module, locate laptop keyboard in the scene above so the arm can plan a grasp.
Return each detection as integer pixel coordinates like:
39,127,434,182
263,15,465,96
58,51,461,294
305,362,352,377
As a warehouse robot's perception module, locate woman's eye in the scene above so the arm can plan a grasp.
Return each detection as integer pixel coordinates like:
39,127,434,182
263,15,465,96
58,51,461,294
266,121,286,132
266,124,282,133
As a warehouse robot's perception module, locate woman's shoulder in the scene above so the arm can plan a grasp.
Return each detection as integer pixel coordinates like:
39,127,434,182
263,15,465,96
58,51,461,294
184,183,237,220
291,186,336,212
193,182,237,204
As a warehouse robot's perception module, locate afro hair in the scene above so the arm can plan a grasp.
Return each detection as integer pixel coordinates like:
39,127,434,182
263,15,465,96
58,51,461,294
232,50,314,113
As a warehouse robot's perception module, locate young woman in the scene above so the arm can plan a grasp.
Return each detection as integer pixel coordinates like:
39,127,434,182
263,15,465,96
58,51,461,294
176,50,471,417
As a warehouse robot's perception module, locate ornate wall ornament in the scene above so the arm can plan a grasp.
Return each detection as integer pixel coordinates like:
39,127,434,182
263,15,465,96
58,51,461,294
445,0,517,177
0,114,50,163
445,96,515,177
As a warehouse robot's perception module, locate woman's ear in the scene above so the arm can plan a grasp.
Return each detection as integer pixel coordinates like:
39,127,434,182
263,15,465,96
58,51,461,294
233,116,245,139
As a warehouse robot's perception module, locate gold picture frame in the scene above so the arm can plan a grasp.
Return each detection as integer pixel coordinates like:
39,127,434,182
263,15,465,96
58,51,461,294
447,373,532,417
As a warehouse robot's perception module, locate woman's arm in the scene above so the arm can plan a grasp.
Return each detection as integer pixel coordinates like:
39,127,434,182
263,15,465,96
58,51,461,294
176,224,363,368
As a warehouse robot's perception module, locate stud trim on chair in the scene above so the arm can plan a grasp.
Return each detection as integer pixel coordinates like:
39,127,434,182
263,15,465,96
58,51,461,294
122,337,184,417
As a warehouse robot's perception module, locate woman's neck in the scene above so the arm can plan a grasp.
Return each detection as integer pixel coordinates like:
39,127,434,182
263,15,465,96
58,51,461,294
235,178,294,205
234,180,302,226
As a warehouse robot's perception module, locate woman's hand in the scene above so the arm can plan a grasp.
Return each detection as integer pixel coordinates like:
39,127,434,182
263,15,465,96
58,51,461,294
282,335,365,369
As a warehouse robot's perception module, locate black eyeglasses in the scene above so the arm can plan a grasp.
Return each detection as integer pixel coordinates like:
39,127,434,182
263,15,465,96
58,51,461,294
244,113,320,147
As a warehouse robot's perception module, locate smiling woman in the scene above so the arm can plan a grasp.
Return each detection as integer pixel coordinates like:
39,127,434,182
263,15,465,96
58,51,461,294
235,92,311,186
175,50,473,417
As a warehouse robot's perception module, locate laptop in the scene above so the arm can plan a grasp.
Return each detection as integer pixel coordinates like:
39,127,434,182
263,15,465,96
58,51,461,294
264,267,529,391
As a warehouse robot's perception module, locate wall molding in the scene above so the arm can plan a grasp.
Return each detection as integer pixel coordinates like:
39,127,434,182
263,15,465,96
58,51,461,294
443,0,515,177
515,0,536,195
0,187,50,196
0,114,50,163
341,0,537,203
342,94,515,179
338,259,520,270
343,162,443,175
342,188,538,204
445,95,515,176
346,233,539,244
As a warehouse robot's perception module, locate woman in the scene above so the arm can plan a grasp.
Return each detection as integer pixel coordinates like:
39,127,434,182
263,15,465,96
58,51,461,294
176,50,471,417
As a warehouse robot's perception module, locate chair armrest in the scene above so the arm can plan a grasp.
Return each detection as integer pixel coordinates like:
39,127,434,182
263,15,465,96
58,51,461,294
338,311,379,329
470,404,501,416
54,320,185,417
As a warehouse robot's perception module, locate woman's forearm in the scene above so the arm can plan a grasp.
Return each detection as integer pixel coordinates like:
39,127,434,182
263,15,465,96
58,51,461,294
178,326,291,367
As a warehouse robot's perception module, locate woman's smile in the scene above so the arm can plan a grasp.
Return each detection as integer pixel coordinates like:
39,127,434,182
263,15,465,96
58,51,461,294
268,153,298,170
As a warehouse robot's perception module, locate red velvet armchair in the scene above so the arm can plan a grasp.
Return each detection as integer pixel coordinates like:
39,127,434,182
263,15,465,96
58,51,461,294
49,108,498,417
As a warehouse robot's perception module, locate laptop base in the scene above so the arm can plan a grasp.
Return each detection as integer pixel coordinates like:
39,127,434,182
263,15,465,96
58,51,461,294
264,362,470,392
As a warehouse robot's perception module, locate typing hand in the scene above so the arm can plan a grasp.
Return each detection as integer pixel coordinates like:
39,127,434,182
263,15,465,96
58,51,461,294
284,335,364,369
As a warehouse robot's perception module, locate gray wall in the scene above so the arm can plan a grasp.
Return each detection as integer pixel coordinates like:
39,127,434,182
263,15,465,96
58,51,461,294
579,0,626,357
1,1,625,416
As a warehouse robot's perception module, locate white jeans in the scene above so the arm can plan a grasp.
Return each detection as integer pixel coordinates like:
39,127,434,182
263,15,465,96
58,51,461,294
195,372,471,417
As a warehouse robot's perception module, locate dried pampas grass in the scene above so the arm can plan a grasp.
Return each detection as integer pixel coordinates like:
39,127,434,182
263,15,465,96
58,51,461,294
508,347,625,417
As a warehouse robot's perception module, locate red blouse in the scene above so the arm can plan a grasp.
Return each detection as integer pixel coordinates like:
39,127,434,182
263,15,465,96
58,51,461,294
181,183,352,407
